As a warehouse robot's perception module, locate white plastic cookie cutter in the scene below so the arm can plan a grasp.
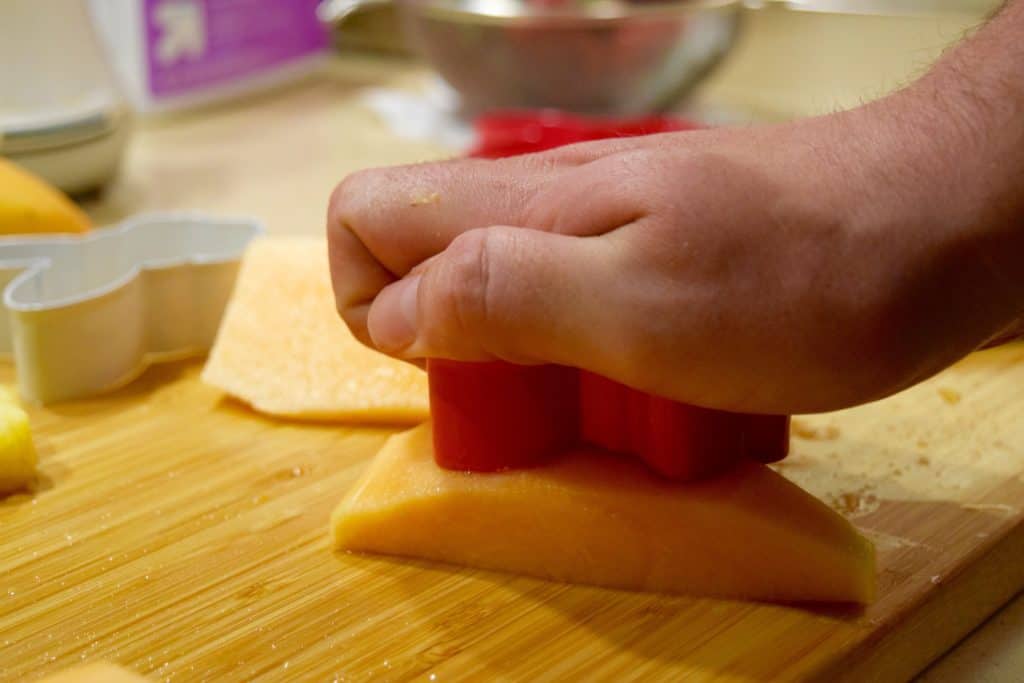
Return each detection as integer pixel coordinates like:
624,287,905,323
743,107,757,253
0,212,263,404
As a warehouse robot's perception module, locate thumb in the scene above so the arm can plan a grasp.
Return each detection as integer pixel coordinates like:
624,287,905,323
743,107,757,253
366,225,628,368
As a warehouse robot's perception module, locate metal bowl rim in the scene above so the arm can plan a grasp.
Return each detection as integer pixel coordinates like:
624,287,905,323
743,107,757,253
402,0,741,24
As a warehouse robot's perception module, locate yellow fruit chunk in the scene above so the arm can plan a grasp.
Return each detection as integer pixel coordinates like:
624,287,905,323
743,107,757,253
333,423,876,603
35,662,149,683
0,158,91,235
0,388,36,493
202,238,428,422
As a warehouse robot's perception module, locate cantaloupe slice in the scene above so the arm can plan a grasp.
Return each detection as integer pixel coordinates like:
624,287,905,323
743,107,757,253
333,423,876,603
201,238,428,422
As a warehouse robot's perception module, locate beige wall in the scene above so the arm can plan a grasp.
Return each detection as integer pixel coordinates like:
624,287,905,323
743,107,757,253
694,5,992,119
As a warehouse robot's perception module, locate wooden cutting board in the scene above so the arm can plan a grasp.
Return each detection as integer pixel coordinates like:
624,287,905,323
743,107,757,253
1,343,1023,682
3,67,1023,682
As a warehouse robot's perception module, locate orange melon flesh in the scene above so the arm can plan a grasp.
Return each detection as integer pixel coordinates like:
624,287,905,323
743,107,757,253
201,238,428,423
332,423,876,603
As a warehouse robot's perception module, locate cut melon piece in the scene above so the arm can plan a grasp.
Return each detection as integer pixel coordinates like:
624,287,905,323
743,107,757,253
332,423,875,603
201,238,428,422
0,388,37,494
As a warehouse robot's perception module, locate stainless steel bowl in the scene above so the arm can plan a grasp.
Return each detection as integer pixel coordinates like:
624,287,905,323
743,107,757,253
321,0,743,115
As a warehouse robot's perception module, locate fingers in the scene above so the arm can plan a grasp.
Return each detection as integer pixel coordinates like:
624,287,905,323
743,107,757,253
366,225,633,370
327,153,566,346
326,185,397,348
328,140,661,349
330,153,569,276
327,134,667,278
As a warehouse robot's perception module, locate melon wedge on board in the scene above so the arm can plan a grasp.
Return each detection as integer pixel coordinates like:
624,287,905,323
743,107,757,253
202,238,428,423
333,423,875,603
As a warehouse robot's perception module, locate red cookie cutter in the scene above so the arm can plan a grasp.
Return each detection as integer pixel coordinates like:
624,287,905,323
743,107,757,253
430,110,790,479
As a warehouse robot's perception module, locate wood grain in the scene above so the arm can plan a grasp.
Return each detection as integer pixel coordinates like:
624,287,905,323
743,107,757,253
1,345,1022,682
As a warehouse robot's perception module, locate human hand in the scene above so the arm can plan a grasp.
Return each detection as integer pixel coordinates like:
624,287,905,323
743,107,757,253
328,84,1023,414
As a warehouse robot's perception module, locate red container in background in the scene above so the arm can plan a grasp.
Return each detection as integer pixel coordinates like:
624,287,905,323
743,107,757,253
470,110,699,158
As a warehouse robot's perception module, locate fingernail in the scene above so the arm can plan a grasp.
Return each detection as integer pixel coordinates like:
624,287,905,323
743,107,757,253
369,275,421,352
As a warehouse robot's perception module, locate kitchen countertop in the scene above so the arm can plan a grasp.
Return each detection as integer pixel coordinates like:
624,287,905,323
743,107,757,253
77,8,1020,678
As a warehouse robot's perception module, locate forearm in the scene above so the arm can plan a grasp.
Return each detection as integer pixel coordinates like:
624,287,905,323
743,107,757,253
795,1,1024,380
912,0,1024,309
856,0,1024,362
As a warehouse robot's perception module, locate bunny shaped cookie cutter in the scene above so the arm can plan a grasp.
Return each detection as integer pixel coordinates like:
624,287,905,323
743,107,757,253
0,212,263,403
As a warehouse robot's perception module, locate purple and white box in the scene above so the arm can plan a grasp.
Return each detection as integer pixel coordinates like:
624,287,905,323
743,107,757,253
90,0,330,111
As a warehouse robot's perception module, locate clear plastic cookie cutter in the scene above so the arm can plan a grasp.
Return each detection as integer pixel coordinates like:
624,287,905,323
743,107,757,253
0,212,263,404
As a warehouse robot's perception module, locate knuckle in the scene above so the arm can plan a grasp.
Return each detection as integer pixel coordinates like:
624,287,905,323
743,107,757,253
327,168,379,233
596,148,674,211
522,150,660,233
339,307,371,345
513,148,569,177
448,229,494,331
424,229,504,349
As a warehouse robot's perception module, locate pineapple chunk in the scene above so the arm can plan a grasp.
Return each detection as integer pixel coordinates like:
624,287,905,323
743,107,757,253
0,389,37,493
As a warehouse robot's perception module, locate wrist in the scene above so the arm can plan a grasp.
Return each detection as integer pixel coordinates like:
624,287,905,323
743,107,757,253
805,63,1024,379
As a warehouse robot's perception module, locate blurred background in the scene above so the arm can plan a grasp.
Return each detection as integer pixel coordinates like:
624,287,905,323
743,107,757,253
0,0,1003,231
